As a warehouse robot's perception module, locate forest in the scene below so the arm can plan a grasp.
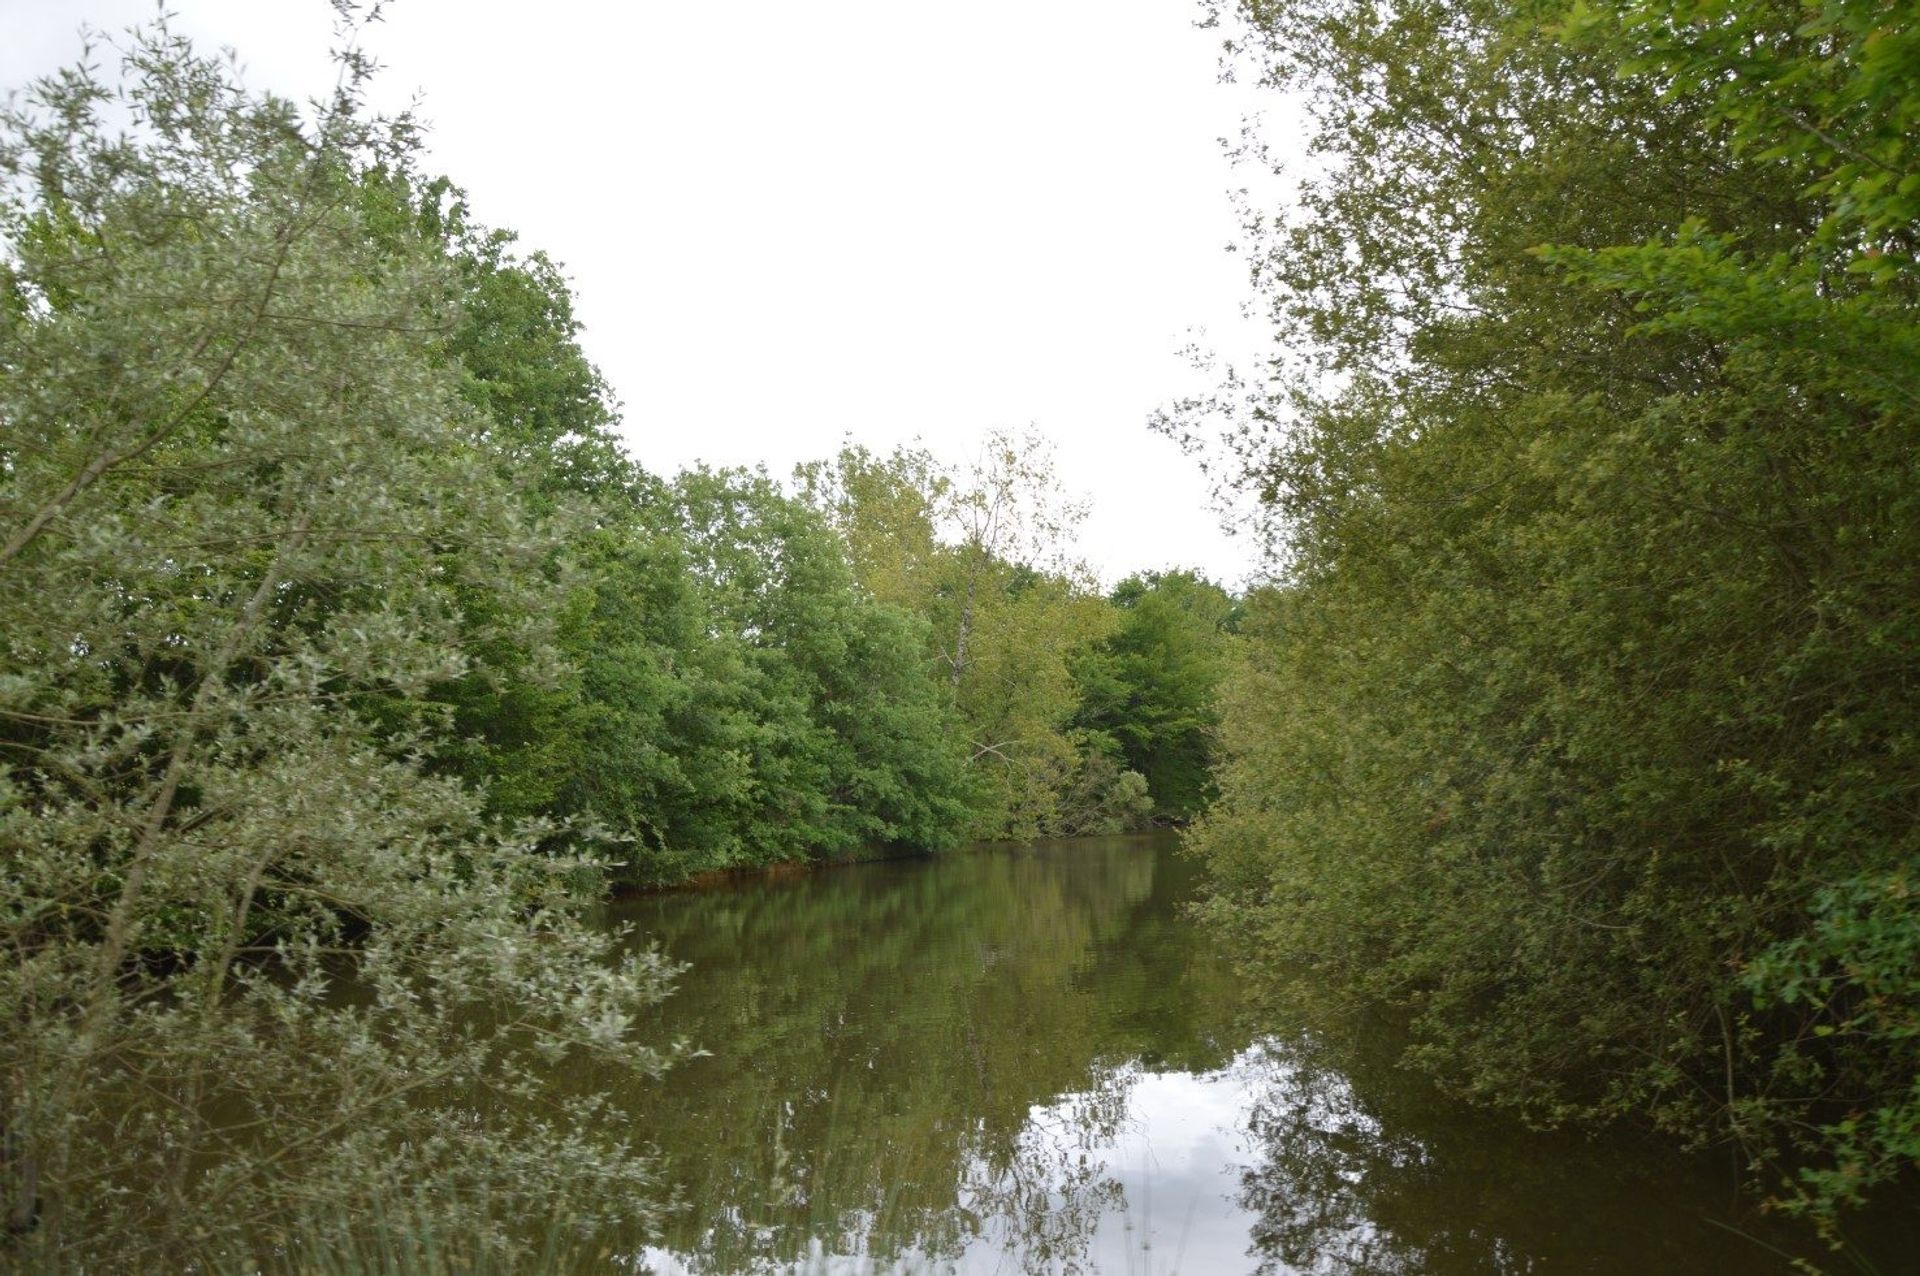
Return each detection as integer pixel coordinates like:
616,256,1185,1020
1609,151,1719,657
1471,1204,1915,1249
0,19,1236,1267
3,0,1917,1270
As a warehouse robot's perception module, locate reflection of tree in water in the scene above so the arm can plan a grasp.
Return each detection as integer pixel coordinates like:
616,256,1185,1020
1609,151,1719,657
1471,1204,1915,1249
602,833,1904,1274
606,833,1241,1273
1236,1041,1434,1276
1229,1013,1906,1276
954,1063,1134,1274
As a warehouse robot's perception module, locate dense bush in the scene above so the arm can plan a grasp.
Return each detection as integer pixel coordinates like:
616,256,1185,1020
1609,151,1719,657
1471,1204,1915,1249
1183,0,1920,1233
0,26,674,1264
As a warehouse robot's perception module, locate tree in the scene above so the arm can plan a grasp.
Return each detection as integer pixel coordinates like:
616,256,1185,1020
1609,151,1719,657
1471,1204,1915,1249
653,466,975,874
1181,0,1920,1234
794,441,949,618
798,436,1141,840
0,23,673,1265
936,431,1091,694
1070,572,1236,822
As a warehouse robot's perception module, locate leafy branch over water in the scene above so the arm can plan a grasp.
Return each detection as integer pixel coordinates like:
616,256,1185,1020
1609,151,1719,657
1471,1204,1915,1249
1179,0,1920,1240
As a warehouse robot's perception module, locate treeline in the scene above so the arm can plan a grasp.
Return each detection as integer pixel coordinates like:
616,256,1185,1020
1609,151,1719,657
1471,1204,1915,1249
1185,0,1918,1238
0,20,1235,1265
441,408,1241,886
373,144,1238,888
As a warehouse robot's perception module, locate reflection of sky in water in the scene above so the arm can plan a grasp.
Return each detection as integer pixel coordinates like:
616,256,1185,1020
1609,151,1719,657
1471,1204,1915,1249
639,1044,1294,1275
980,1055,1270,1276
620,836,1920,1275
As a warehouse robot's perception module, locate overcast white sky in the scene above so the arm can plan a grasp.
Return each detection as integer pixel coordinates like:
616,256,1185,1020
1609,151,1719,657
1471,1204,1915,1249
5,0,1286,585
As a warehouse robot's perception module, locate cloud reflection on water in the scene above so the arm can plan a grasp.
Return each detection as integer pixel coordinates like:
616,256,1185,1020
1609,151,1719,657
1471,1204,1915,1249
622,836,1911,1275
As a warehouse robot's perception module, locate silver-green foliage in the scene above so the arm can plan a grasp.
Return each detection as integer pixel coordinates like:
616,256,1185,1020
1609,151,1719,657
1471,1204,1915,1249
0,23,673,1268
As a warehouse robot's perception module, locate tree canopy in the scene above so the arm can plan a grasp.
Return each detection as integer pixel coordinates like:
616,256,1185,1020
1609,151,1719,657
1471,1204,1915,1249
0,25,674,1264
1182,0,1920,1234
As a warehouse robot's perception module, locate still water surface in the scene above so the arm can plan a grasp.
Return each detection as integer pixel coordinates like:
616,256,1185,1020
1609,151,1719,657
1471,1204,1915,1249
608,832,1914,1274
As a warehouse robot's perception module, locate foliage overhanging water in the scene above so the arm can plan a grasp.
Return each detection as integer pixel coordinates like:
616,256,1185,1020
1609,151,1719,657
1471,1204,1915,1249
590,833,1917,1274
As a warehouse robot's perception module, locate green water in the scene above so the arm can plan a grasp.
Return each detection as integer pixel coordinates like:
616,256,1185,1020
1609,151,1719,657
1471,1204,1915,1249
608,832,1916,1274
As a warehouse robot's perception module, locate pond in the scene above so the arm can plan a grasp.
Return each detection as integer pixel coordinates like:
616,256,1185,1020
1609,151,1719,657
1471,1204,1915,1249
604,831,1913,1274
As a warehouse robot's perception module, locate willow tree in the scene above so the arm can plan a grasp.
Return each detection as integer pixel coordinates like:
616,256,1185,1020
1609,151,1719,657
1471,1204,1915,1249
0,24,672,1268
1181,0,1919,1234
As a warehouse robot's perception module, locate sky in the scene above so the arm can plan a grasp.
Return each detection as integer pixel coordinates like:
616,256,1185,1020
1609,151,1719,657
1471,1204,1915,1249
4,0,1287,586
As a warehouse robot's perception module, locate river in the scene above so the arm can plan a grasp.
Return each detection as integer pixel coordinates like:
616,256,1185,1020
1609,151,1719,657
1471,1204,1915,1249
598,831,1913,1274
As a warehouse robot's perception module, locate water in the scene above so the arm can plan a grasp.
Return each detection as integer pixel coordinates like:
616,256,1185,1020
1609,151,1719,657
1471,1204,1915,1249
606,832,1916,1274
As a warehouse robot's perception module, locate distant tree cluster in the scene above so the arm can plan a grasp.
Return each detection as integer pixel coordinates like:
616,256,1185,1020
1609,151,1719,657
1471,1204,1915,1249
1183,0,1919,1237
799,439,1237,842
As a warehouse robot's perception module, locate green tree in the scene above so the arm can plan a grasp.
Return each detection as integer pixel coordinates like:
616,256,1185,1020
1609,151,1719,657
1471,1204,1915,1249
350,167,642,834
345,175,981,886
798,437,1143,840
1070,571,1236,822
350,188,981,884
795,441,949,617
1182,0,1920,1234
657,467,975,874
0,25,672,1265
